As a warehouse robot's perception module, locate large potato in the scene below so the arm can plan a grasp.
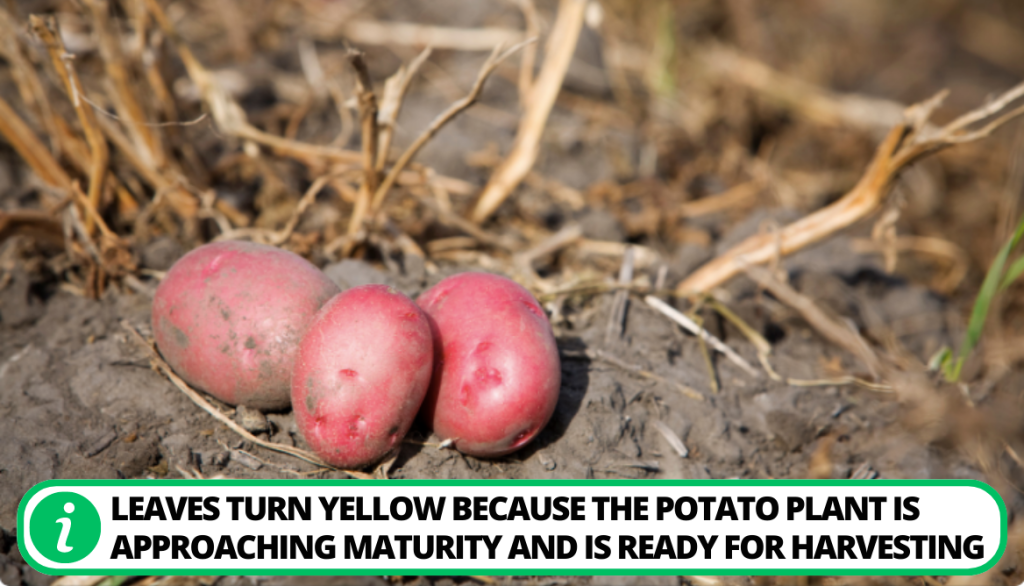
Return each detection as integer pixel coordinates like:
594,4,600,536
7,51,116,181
152,241,340,411
417,272,561,457
292,285,433,468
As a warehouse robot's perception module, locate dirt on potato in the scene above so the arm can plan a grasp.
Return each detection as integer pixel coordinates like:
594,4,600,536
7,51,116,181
3,1,1024,586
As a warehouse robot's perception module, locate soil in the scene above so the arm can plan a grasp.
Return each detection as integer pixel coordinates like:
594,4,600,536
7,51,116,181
0,241,995,586
3,1,1024,585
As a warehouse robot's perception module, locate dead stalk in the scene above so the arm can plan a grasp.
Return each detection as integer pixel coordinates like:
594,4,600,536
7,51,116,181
141,0,360,166
676,82,1024,296
742,264,882,378
369,40,535,214
31,15,110,233
85,0,165,169
0,93,71,198
643,295,758,377
471,0,587,223
512,0,541,105
343,49,381,244
605,247,634,345
376,47,432,171
325,20,523,51
0,6,60,149
698,44,911,133
349,49,380,193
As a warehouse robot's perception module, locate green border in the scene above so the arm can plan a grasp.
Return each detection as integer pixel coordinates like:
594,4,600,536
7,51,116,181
18,479,1007,577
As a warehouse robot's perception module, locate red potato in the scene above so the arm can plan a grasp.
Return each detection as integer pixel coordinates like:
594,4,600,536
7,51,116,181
152,241,340,411
292,285,434,468
417,272,561,457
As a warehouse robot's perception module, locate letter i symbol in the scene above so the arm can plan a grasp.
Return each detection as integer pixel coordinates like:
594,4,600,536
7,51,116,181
56,502,75,553
26,491,101,564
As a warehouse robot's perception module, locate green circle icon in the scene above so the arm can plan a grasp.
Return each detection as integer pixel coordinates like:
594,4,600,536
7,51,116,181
29,492,101,564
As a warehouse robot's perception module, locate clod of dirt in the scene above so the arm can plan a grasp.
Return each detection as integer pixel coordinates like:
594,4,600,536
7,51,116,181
235,404,271,434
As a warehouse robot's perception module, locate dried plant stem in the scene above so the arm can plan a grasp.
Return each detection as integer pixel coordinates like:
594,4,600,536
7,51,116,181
214,173,336,245
327,20,524,51
408,186,511,250
679,180,763,217
644,295,758,377
0,210,65,248
342,49,381,247
142,0,360,166
514,223,583,281
605,247,634,344
851,235,969,294
562,347,705,401
698,44,910,132
122,321,373,479
86,0,165,170
786,377,892,392
349,49,380,194
31,15,110,233
742,264,882,377
678,83,1024,296
512,0,541,104
0,6,60,149
678,125,905,295
275,174,335,244
471,0,587,223
369,40,534,214
376,47,432,171
0,93,71,197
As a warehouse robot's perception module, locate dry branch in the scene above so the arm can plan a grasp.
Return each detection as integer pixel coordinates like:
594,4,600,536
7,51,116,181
142,0,360,166
471,0,587,223
214,173,336,245
86,0,165,170
644,295,758,377
697,44,910,133
741,265,882,378
676,83,1024,295
326,20,524,51
343,49,381,244
0,210,65,249
0,6,60,149
376,47,432,170
369,40,534,214
31,15,110,234
512,0,541,104
605,246,634,345
0,93,71,197
349,49,379,192
678,180,763,218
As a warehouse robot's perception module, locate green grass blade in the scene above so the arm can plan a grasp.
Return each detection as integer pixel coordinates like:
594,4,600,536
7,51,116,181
946,214,1024,381
1000,255,1024,290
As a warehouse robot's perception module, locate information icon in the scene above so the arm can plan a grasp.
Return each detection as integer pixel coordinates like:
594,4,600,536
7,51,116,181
28,492,101,564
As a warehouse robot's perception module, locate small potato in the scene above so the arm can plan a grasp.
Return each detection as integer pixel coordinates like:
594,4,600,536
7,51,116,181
292,285,433,469
152,241,340,411
417,272,561,457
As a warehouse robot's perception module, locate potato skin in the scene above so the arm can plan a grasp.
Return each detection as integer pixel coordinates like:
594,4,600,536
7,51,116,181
417,272,561,457
292,285,434,469
152,241,340,411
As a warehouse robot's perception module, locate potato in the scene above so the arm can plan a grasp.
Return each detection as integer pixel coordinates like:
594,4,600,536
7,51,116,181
292,285,433,468
152,241,340,411
417,272,561,457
